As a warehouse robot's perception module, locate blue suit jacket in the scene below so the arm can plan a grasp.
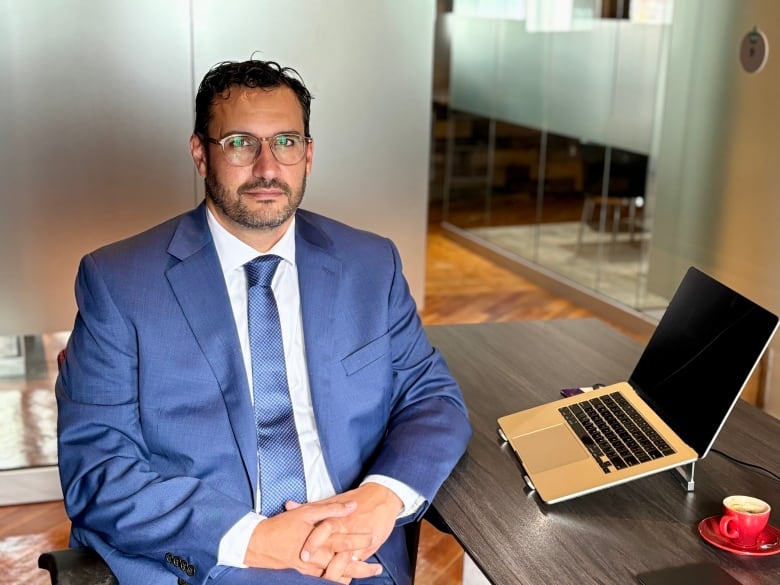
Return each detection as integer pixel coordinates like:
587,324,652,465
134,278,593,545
56,203,472,585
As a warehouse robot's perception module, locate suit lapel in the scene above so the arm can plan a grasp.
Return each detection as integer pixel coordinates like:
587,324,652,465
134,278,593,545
165,204,258,497
162,207,345,498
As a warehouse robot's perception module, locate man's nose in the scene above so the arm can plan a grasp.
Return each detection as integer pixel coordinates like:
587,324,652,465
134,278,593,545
252,142,279,177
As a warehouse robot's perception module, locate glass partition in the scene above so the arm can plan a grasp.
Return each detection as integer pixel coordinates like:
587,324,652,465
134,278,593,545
435,3,673,313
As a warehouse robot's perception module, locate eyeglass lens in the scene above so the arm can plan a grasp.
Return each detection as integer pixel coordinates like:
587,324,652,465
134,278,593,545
220,134,307,166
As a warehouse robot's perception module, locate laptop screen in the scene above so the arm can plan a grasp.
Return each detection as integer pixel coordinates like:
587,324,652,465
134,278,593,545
629,267,778,457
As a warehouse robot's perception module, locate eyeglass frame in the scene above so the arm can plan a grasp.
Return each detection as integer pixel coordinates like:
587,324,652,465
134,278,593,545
204,132,313,167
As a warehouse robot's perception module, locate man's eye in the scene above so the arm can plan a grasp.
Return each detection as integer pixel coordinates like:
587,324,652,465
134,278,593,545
274,135,297,148
228,136,253,149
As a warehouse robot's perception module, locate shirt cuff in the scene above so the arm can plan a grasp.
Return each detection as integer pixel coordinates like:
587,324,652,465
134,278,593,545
361,475,426,519
217,511,265,568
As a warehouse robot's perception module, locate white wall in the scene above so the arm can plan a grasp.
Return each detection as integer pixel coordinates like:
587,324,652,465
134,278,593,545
0,0,434,336
0,0,196,335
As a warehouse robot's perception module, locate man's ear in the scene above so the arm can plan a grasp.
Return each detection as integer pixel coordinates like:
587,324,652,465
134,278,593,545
305,137,314,176
190,134,208,178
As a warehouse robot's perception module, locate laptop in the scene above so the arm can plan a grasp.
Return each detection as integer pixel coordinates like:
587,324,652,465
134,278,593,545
497,266,778,504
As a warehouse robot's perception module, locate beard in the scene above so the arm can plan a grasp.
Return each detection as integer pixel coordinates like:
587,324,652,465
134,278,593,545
205,172,306,230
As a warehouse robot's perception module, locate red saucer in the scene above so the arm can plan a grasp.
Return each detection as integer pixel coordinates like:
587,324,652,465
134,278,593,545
698,516,780,556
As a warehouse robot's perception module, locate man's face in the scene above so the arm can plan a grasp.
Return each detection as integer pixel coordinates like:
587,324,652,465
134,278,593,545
191,86,313,237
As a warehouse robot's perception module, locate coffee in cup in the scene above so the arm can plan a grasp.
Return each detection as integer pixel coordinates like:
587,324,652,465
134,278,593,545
718,495,771,549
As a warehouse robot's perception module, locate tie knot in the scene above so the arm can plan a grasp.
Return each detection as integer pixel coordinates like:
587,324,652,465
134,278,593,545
245,255,282,288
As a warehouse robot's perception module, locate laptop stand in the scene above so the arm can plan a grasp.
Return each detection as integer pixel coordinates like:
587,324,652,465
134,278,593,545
673,462,696,492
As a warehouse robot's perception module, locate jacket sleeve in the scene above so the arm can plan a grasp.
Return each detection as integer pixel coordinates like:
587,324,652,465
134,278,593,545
361,241,472,519
56,253,250,584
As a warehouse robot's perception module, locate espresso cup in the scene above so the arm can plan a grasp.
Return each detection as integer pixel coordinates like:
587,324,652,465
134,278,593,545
718,495,771,548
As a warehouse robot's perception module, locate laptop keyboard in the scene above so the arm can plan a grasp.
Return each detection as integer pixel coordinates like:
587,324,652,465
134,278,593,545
559,392,676,474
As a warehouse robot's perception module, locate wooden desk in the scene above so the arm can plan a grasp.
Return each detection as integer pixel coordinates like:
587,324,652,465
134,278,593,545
426,319,780,585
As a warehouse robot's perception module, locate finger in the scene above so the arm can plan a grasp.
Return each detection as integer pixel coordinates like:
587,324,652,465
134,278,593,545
301,519,373,562
304,532,375,566
299,501,358,525
301,549,333,570
323,551,351,582
322,552,383,582
343,558,384,581
300,520,336,562
351,536,383,563
294,559,334,578
285,500,303,511
327,532,375,554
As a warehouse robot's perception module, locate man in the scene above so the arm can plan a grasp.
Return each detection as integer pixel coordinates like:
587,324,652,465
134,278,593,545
56,58,471,585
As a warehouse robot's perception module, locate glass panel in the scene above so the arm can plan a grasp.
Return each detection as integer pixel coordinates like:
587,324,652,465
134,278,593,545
440,7,671,313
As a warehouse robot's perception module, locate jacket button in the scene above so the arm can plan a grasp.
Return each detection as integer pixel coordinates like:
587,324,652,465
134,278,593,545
173,556,182,568
187,565,196,576
165,552,174,564
177,579,188,585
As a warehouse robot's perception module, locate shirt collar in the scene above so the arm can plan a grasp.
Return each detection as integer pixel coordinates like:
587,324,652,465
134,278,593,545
206,205,297,275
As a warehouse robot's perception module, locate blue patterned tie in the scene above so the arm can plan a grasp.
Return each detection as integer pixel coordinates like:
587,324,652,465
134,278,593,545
245,255,307,516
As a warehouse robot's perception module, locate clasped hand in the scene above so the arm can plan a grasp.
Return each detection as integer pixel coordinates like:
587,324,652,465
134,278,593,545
244,483,403,583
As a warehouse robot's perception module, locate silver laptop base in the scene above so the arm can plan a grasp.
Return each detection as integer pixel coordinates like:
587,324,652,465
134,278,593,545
498,425,697,494
673,462,696,492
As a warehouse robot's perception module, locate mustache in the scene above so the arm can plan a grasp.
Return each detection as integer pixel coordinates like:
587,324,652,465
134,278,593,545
238,178,291,195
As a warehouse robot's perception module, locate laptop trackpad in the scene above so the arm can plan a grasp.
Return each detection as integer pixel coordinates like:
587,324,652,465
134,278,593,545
512,425,589,473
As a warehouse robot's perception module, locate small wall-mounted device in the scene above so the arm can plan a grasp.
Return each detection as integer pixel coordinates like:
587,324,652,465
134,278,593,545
740,27,769,74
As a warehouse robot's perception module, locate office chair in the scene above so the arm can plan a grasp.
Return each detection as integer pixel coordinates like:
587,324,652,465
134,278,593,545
38,547,118,585
41,350,424,584
575,145,648,254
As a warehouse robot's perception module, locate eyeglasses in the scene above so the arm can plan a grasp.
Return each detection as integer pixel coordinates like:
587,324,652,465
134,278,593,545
206,133,312,166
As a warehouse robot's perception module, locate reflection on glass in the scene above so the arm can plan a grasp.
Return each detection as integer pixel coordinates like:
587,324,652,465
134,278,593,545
0,333,66,471
435,8,671,314
0,390,26,469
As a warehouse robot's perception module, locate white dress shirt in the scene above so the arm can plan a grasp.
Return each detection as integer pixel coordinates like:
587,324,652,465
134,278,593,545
206,209,422,567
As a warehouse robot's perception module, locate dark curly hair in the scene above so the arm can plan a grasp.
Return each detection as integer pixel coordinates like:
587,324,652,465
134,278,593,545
194,59,313,137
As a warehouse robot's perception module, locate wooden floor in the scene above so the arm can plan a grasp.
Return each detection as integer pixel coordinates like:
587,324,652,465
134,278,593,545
0,226,606,585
